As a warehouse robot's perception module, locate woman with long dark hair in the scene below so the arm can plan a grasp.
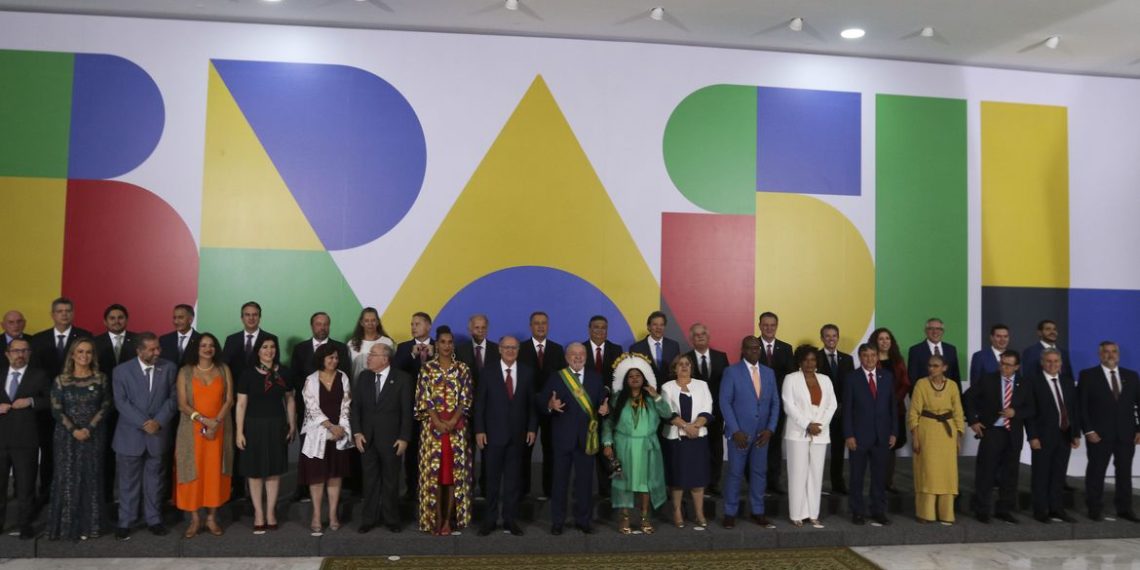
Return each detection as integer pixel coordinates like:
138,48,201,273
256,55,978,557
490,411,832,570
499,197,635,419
868,327,911,493
348,308,394,378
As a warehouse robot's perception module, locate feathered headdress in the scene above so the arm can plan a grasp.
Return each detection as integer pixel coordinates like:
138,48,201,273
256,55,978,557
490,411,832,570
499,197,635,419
610,352,658,394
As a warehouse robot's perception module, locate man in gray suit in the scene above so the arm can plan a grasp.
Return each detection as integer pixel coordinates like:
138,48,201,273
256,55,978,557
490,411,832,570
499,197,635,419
112,332,177,540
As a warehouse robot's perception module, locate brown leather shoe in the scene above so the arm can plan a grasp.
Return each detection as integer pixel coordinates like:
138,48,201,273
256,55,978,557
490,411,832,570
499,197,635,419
751,514,774,528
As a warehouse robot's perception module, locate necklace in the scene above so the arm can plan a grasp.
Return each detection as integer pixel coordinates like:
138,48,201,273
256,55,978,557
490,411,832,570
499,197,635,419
931,378,947,392
195,363,215,373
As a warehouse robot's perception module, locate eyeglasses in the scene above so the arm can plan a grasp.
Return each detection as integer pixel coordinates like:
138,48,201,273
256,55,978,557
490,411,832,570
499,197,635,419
500,346,520,350
6,348,30,354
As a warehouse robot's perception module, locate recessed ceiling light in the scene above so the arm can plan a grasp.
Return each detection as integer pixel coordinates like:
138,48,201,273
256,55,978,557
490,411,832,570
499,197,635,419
920,26,935,38
263,0,282,3
1045,35,1061,49
840,28,865,40
650,7,664,21
789,17,804,32
504,0,519,10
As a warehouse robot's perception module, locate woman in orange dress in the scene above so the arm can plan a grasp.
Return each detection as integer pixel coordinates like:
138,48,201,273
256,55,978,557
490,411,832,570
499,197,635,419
175,333,234,538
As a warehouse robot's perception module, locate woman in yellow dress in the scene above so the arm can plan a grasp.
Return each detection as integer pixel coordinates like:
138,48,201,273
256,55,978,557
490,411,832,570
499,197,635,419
907,354,965,524
415,326,473,535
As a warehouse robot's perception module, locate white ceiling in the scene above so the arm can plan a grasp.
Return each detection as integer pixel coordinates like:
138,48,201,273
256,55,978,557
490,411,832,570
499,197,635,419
3,0,1140,78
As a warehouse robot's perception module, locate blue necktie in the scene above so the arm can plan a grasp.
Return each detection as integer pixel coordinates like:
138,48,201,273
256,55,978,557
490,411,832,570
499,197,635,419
6,371,19,401
655,341,663,369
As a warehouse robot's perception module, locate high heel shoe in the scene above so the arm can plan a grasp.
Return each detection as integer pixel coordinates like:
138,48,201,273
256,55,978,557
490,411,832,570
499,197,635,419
618,511,632,535
206,518,223,536
673,512,685,528
640,510,655,535
184,519,200,539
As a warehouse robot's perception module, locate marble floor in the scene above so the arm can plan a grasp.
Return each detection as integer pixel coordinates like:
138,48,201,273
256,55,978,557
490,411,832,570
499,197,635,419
4,539,1140,569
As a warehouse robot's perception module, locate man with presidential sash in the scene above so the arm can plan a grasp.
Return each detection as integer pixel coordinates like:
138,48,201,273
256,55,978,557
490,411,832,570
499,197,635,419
538,342,610,535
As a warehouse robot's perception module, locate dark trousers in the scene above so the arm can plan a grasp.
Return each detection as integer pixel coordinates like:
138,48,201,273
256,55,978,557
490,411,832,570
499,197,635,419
103,411,119,503
707,417,724,491
594,453,611,498
849,443,888,517
551,445,594,528
404,422,420,498
0,446,38,528
1085,438,1136,516
974,427,1021,516
829,410,845,489
359,439,402,527
37,414,53,498
529,416,553,497
1031,432,1072,517
117,450,166,528
766,413,786,490
483,442,523,525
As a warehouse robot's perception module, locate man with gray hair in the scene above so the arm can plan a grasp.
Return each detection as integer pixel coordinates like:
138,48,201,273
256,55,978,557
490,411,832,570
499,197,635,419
1025,347,1080,523
907,318,962,392
351,343,411,534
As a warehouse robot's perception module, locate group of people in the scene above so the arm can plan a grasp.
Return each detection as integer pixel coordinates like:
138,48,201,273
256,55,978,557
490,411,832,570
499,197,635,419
1,299,1138,543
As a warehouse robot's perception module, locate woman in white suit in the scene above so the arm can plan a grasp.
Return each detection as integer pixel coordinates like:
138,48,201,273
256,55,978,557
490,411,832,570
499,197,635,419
782,345,838,527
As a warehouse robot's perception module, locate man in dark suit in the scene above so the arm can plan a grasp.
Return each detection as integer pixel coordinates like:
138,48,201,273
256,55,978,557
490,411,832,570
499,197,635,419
158,304,200,367
1,310,30,370
290,311,352,500
629,311,682,380
583,314,621,497
1022,320,1074,382
757,311,793,494
1025,348,1080,523
351,343,412,533
965,350,1033,523
92,303,139,503
538,342,609,534
221,301,278,376
817,323,855,494
392,311,434,498
517,311,565,499
684,322,729,494
111,333,177,540
475,336,536,536
844,343,897,526
907,317,962,391
30,297,91,501
1079,341,1140,522
969,324,1011,387
0,338,50,539
455,314,500,385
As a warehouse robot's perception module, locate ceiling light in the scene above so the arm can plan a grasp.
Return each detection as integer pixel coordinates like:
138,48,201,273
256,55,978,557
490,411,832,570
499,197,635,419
840,28,865,40
1045,35,1060,49
504,0,518,10
262,0,282,3
920,26,934,38
650,7,664,21
789,17,803,32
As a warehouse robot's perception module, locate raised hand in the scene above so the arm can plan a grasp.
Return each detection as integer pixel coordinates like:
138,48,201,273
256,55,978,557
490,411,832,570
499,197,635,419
548,391,566,413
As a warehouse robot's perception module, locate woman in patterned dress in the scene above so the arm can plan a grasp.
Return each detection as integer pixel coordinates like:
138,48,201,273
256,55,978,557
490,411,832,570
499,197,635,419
414,326,473,535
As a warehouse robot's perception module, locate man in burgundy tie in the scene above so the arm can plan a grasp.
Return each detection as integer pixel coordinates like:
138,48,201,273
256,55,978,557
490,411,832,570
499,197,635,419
474,337,536,536
965,351,1032,524
1078,341,1140,522
517,311,565,500
756,311,793,495
1025,348,1080,523
844,343,897,526
456,314,499,497
584,315,620,498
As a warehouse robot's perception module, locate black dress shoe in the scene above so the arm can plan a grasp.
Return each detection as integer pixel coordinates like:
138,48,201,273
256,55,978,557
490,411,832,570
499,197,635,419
976,513,992,524
115,527,131,541
1033,513,1051,523
550,525,563,535
358,523,374,534
871,514,891,526
19,525,35,540
477,524,495,536
575,524,595,534
1052,512,1077,523
851,514,866,525
751,515,774,528
387,524,402,533
886,486,901,495
995,512,1018,524
1119,512,1140,523
506,521,524,536
722,516,736,529
149,524,169,536
1089,511,1104,522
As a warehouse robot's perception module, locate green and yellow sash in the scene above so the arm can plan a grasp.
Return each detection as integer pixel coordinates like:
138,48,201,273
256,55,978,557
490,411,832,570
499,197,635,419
560,368,600,455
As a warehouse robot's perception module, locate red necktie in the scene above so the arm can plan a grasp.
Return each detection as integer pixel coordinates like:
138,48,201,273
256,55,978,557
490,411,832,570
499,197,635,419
766,343,773,364
1111,370,1121,400
475,344,484,371
1051,378,1069,431
1002,377,1013,430
537,343,545,370
595,346,603,373
505,367,514,400
868,372,877,399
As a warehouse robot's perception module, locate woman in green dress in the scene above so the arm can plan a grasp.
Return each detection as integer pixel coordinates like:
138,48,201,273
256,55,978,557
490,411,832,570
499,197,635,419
602,353,675,535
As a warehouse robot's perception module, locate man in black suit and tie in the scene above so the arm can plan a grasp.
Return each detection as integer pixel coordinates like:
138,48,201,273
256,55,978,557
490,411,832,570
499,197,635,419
92,304,139,503
0,338,50,539
583,315,620,497
629,311,682,380
1,310,30,370
757,311,793,494
965,350,1033,523
817,323,855,494
844,343,897,526
517,311,565,499
907,318,962,391
392,311,434,498
351,343,412,533
158,304,200,367
476,336,536,535
684,322,729,494
30,297,91,502
455,314,500,385
538,342,609,534
290,312,352,500
1025,348,1080,523
1022,320,1074,382
1079,341,1140,522
221,301,278,376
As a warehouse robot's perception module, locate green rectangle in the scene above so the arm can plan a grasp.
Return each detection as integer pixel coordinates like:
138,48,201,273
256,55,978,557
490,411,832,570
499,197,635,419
0,50,74,177
875,94,968,369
